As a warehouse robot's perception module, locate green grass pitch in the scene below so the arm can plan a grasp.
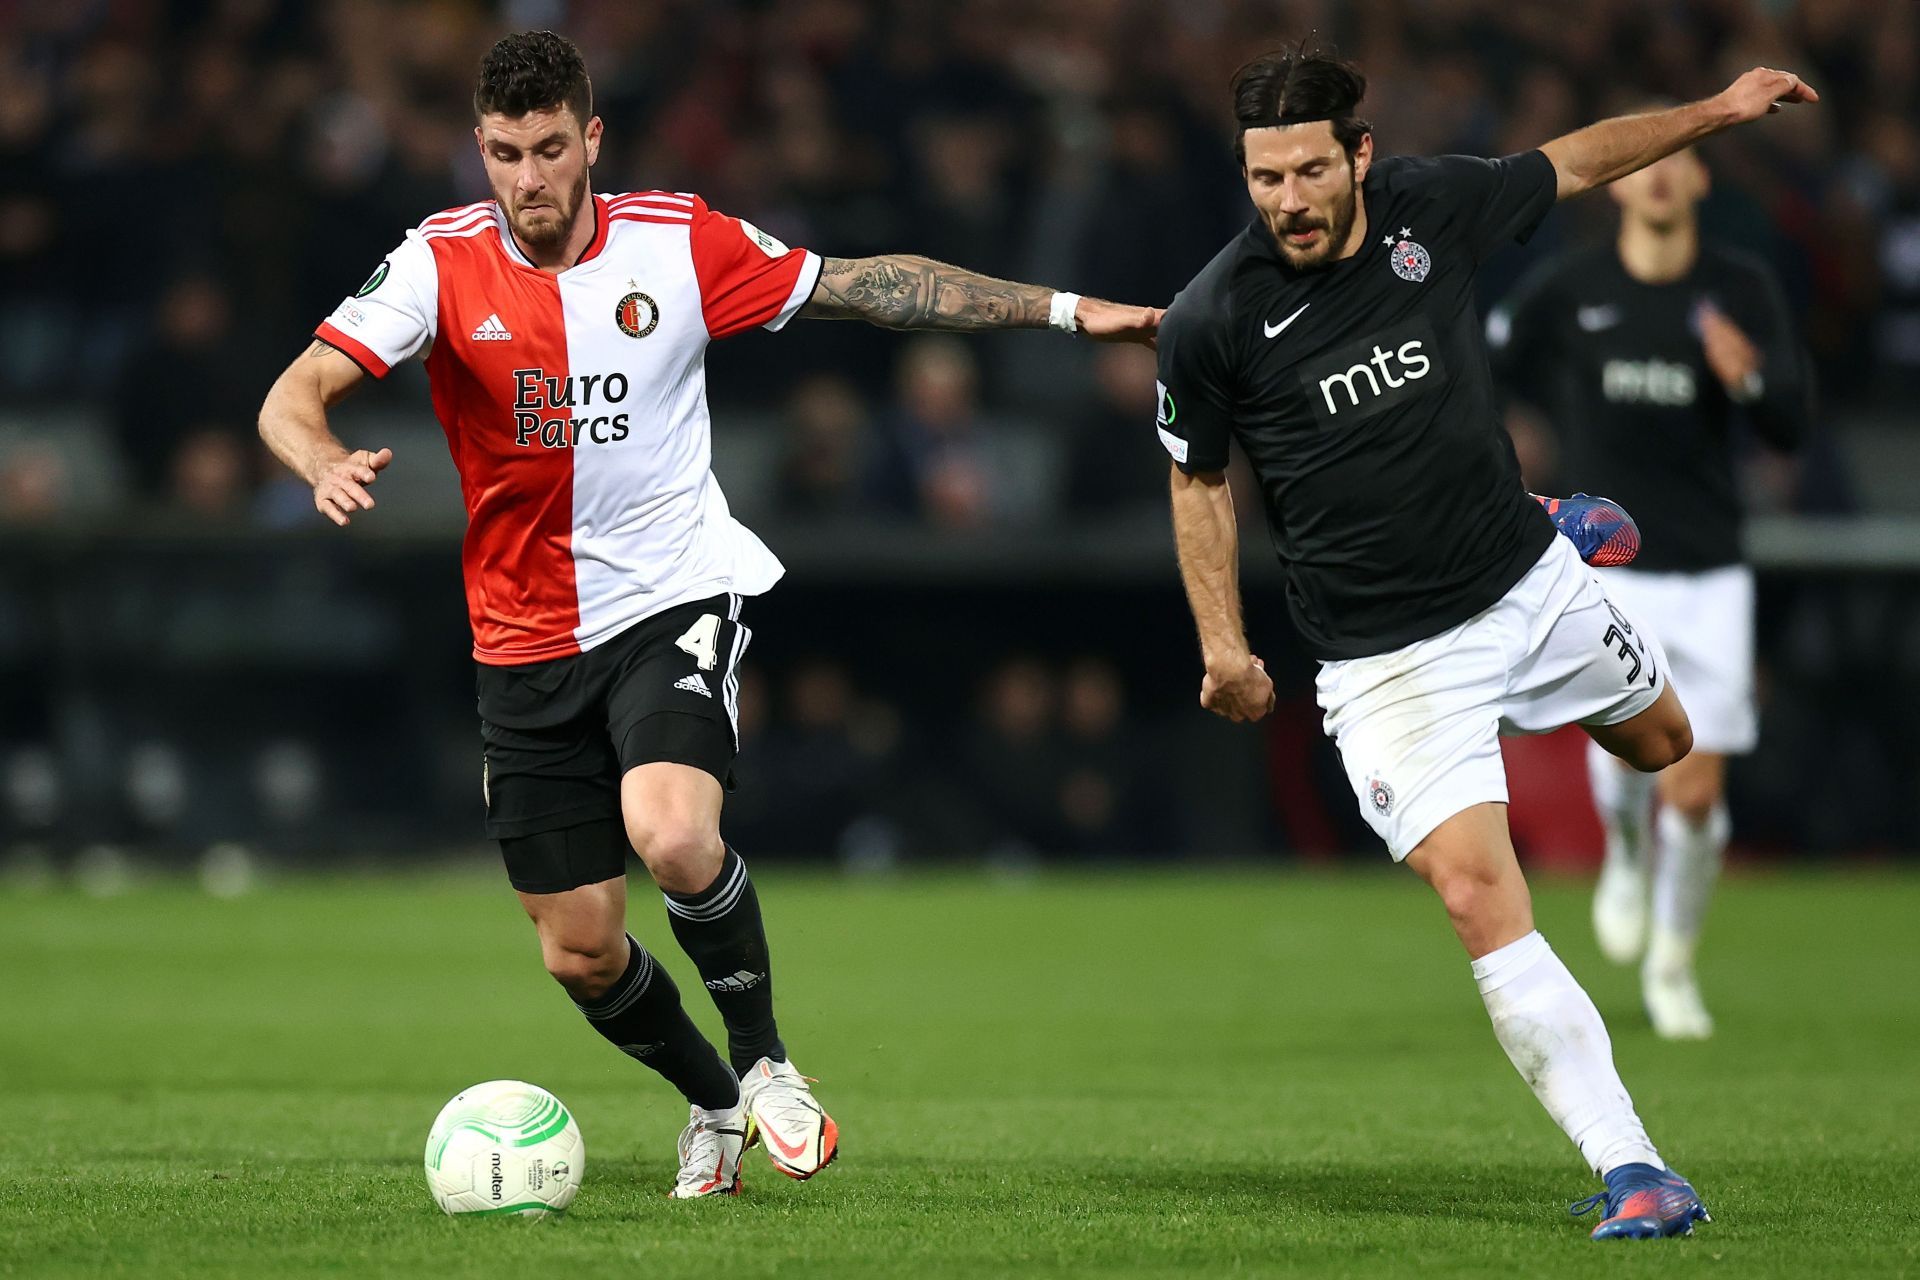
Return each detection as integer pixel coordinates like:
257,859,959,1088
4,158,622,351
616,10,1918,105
2,865,1916,1278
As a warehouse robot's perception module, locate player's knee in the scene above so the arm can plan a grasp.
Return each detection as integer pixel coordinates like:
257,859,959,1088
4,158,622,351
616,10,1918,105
1624,715,1692,773
1654,718,1693,771
1433,871,1483,927
1429,863,1503,929
627,820,722,896
1420,852,1530,948
543,942,625,1000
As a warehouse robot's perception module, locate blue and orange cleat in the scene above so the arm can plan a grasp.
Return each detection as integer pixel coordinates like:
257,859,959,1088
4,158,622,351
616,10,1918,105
1535,492,1641,567
1571,1163,1712,1240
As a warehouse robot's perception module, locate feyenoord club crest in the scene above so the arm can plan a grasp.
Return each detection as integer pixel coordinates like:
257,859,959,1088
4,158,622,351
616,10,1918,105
1368,776,1395,816
1385,228,1430,283
615,290,659,339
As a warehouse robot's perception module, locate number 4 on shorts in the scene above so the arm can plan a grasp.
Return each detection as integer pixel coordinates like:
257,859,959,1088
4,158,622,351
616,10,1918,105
675,613,722,671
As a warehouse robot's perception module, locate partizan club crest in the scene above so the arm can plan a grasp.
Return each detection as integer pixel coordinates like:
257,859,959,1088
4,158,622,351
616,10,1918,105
1368,776,1395,816
615,290,660,339
1385,228,1431,283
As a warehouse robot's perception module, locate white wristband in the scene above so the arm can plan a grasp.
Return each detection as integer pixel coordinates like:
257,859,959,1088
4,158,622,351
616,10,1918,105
1049,291,1081,334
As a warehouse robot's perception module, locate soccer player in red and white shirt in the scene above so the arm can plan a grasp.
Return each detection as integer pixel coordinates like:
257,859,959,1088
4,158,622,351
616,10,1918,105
258,31,1158,1198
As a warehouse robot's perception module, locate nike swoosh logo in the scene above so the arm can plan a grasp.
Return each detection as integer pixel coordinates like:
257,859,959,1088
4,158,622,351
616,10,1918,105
762,1121,815,1160
1264,302,1310,339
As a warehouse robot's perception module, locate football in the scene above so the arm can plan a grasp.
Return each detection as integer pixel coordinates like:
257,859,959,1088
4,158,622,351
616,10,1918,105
423,1080,584,1218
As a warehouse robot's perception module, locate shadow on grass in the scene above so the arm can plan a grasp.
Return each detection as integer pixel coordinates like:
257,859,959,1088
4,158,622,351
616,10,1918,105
572,1154,1568,1233
1061,1162,1564,1229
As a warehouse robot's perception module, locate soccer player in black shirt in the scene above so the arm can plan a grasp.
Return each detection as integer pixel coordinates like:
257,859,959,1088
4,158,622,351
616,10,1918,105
1154,47,1816,1239
1489,143,1809,1042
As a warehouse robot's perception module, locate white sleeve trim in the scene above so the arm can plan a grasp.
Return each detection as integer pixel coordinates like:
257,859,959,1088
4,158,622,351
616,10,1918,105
763,250,822,332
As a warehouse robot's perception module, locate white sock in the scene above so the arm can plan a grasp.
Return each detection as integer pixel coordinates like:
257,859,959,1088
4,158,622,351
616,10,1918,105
1587,742,1656,875
1649,804,1728,969
1472,931,1662,1175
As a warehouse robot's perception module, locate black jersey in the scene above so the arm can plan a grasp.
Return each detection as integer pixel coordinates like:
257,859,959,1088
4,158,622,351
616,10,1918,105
1156,150,1559,661
1487,243,1808,572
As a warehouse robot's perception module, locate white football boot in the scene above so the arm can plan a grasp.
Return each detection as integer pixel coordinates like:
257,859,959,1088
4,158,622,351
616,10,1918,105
739,1057,838,1180
668,1097,748,1198
1592,837,1649,966
1643,930,1714,1040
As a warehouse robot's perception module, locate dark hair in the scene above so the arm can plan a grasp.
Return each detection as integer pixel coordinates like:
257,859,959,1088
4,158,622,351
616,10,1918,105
474,30,593,126
1231,44,1371,166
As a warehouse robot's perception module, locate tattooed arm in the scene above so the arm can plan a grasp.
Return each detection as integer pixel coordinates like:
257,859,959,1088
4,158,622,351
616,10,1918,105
801,254,1162,343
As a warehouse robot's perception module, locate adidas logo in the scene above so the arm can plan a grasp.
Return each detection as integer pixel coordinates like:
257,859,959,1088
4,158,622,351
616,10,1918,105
470,313,513,341
673,673,712,698
704,970,764,993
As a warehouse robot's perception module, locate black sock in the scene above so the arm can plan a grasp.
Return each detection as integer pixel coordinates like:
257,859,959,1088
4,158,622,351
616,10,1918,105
573,934,739,1111
663,847,786,1076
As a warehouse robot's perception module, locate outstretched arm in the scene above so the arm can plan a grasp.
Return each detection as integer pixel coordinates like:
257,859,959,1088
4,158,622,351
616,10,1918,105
258,339,392,527
801,254,1161,344
1541,67,1818,201
1170,465,1273,723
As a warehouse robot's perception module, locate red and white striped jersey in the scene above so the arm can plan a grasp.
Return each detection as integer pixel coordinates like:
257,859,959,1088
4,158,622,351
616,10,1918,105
315,192,821,665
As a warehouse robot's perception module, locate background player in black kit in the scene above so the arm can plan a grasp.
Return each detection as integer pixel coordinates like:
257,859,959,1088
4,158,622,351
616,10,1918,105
1489,141,1810,1042
1153,46,1816,1240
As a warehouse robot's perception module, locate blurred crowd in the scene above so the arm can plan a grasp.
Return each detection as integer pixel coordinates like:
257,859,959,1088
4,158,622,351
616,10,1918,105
1,0,1916,525
3,1,1918,869
0,623,1269,864
723,652,1190,863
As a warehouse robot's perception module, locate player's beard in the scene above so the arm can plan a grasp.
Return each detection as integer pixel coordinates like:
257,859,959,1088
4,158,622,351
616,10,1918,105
1269,177,1359,272
512,171,589,249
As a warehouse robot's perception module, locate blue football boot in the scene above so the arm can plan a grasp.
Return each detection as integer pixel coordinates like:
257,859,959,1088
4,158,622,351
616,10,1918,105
1534,492,1641,567
1571,1163,1712,1240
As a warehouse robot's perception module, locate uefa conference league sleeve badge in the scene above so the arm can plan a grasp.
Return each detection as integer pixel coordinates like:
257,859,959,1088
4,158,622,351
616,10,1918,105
356,260,390,297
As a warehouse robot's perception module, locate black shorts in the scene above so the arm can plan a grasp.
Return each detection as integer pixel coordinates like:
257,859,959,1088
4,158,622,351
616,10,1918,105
477,594,751,854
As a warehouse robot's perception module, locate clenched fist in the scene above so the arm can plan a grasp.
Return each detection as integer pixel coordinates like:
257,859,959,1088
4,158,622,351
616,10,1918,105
1201,654,1276,724
1693,301,1762,394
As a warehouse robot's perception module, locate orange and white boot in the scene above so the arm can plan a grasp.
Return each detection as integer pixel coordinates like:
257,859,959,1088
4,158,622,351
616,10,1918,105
739,1057,838,1180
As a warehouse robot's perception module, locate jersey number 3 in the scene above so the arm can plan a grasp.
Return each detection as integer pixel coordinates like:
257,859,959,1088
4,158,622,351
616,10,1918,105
675,614,723,672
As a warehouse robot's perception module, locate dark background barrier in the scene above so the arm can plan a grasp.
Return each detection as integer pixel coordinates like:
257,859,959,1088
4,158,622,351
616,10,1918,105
5,520,1915,865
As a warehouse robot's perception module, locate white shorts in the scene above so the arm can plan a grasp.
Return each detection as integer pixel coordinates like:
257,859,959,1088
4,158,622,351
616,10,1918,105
1316,536,1669,860
1594,564,1755,755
